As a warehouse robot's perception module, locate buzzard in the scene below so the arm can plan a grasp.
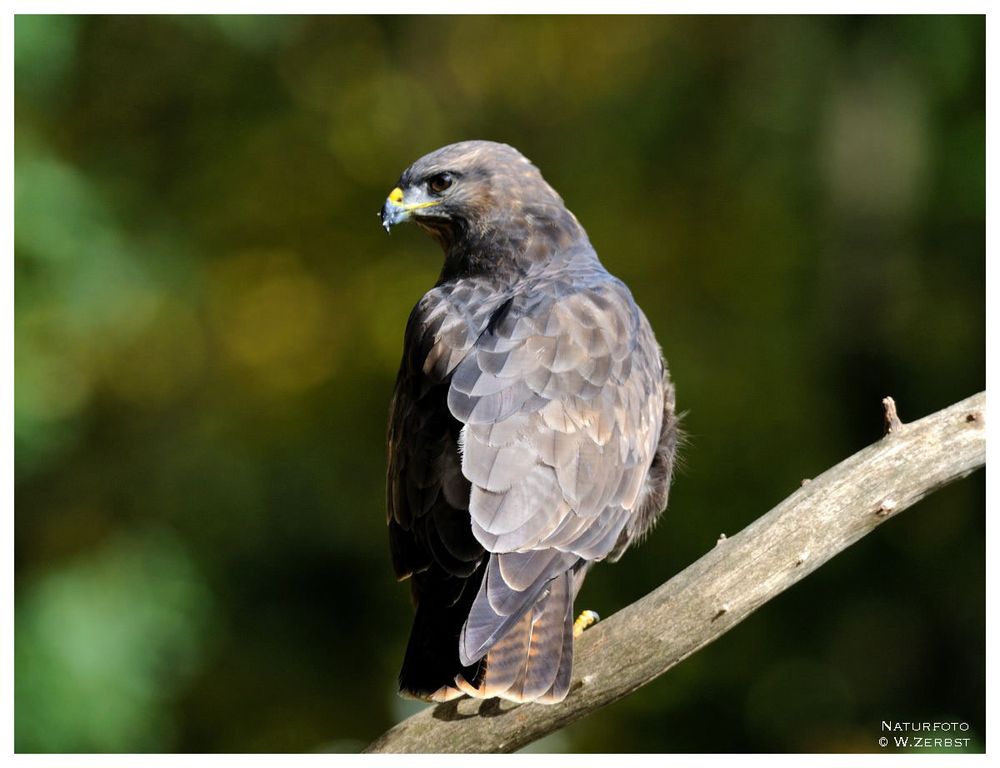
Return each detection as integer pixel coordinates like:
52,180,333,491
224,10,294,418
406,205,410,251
381,141,678,704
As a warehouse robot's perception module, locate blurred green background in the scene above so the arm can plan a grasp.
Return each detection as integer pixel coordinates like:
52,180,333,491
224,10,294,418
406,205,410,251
14,14,984,753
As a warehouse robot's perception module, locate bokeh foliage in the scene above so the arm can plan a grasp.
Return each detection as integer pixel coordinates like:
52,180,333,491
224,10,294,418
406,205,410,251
15,15,984,753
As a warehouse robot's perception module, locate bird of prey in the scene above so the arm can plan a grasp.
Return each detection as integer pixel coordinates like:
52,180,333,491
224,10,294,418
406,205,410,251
381,141,678,704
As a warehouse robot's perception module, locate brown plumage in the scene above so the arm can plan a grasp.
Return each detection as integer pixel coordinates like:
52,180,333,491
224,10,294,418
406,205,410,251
382,141,678,704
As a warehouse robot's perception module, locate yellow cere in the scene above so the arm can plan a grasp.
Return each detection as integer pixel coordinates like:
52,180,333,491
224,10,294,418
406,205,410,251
386,186,441,212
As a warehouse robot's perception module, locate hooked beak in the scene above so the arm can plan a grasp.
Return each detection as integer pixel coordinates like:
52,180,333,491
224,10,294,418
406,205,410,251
379,186,442,233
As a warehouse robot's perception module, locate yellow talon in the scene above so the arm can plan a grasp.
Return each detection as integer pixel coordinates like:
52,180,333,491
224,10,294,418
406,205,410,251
573,609,600,637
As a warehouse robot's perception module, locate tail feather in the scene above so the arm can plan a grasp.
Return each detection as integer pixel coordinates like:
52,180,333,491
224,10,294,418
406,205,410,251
460,551,577,666
519,574,568,700
456,570,575,703
537,587,574,703
476,610,532,699
400,563,579,705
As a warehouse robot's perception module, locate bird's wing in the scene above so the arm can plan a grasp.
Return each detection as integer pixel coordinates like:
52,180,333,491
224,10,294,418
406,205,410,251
386,280,504,592
445,276,665,663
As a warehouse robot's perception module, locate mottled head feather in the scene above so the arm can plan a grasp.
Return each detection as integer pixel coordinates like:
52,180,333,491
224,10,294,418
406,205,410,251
390,141,584,280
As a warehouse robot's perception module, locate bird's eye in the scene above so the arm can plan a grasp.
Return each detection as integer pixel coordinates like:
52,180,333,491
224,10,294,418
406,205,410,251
427,173,453,195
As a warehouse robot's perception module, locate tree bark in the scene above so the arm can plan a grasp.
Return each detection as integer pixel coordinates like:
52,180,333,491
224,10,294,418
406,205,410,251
365,392,986,754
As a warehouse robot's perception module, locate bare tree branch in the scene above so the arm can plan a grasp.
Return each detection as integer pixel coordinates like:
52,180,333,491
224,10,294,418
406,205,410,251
365,392,986,754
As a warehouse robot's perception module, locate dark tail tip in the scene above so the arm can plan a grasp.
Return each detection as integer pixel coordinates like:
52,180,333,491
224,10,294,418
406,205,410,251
398,602,484,700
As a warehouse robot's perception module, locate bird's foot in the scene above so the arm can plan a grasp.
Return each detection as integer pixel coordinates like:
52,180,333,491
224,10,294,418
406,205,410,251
573,609,600,638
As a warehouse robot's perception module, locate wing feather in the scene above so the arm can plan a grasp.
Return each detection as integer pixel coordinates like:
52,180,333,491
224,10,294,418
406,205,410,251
429,278,665,662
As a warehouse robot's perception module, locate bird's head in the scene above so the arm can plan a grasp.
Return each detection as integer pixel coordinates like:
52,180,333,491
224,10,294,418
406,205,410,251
380,141,576,258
